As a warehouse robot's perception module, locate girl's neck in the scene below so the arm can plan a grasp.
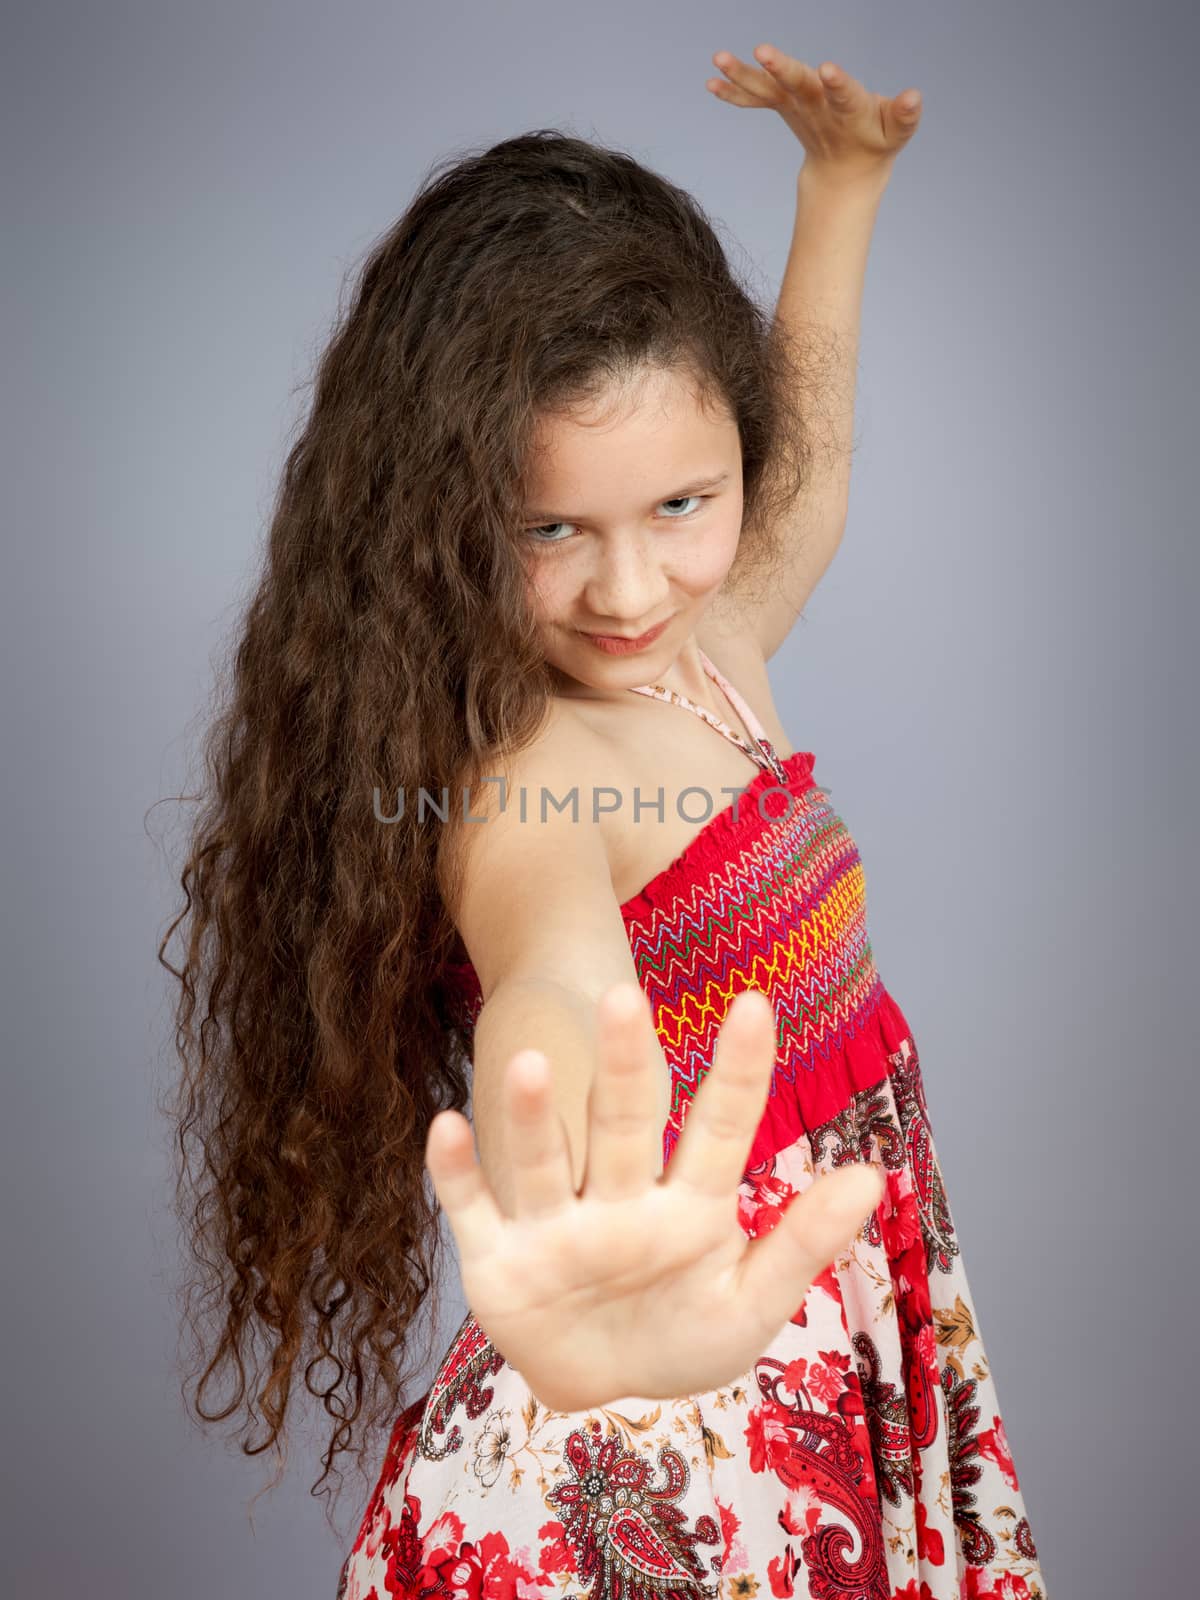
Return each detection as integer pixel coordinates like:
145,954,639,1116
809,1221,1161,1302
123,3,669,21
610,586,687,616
550,635,722,718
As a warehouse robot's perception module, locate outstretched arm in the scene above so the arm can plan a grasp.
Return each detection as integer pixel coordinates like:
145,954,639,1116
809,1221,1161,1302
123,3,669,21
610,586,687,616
706,44,923,659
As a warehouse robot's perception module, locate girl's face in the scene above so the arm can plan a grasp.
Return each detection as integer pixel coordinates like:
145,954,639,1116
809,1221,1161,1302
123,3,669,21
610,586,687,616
519,364,744,697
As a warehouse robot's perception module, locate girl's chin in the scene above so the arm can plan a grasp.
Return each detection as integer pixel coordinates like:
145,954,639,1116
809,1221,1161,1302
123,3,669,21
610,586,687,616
544,650,651,697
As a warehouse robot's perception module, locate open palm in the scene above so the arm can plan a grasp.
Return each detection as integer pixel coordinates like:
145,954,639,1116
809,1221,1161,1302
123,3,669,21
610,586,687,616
424,982,885,1412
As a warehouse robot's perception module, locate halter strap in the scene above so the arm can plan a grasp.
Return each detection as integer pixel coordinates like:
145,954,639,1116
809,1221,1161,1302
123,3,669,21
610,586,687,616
627,647,788,783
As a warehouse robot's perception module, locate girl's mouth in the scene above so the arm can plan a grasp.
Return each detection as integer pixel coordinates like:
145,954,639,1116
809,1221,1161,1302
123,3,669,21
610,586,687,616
577,616,672,655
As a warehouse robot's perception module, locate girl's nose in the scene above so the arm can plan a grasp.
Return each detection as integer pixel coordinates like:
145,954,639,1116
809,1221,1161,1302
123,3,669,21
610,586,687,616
582,536,670,623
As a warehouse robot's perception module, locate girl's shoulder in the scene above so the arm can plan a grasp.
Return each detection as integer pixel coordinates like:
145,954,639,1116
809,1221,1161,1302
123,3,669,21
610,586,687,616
438,620,783,916
548,618,785,791
549,622,791,893
436,695,609,917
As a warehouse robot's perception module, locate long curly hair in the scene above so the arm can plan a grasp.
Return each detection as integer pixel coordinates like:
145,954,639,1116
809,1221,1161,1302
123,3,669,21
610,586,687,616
155,127,836,1526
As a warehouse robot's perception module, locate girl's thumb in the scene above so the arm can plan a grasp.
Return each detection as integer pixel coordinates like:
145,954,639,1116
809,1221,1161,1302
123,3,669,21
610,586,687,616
735,1162,885,1320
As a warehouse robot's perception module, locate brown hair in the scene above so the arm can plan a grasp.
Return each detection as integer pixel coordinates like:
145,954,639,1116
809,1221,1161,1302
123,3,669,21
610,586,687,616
155,127,836,1527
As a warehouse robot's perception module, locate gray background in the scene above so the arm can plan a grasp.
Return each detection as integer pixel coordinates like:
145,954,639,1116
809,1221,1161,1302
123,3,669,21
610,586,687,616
4,1,1196,1594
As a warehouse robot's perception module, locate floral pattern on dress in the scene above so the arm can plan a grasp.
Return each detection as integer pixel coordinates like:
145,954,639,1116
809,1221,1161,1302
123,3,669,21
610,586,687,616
336,1035,1046,1600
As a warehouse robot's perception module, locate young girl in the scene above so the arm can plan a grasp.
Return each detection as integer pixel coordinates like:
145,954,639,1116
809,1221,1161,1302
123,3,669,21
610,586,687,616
162,40,1046,1600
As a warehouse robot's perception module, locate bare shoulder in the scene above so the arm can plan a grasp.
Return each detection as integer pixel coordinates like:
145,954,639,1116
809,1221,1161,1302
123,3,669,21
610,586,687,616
438,699,597,899
437,703,634,1004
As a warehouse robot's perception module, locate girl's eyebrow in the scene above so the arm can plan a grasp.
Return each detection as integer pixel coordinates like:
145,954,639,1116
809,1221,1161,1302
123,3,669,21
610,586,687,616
523,469,730,521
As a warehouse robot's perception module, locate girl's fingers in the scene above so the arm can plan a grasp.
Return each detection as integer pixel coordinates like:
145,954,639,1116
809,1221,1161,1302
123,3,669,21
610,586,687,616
753,43,826,102
815,61,862,114
424,1108,504,1263
882,90,924,143
585,983,665,1200
666,988,777,1199
732,1161,886,1336
504,1048,578,1218
705,77,759,110
707,49,778,108
709,43,923,158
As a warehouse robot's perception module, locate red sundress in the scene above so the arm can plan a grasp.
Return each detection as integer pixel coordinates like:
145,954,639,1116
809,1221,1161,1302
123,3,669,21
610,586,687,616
337,650,1046,1600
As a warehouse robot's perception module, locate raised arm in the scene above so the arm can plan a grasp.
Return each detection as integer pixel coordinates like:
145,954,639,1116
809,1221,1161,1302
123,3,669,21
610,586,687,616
705,45,923,659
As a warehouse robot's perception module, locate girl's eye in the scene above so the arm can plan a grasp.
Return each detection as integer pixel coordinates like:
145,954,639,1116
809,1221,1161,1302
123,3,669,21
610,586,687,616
524,494,708,546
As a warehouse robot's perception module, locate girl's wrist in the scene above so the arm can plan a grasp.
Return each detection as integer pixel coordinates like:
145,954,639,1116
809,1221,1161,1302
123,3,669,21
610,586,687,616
797,156,894,206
